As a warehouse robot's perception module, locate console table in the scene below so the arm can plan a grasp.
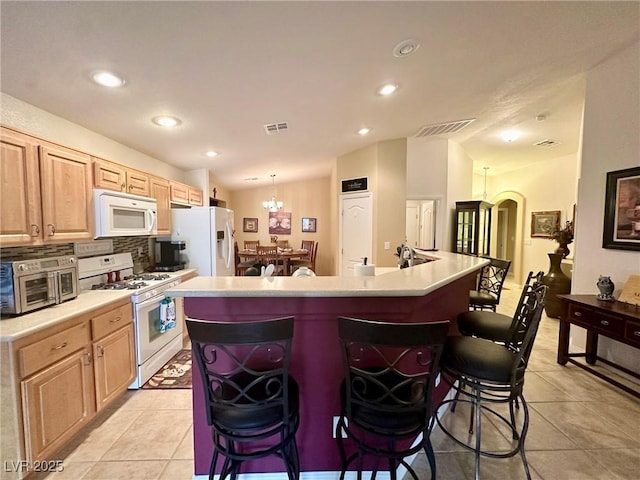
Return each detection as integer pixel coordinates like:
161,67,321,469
557,294,640,398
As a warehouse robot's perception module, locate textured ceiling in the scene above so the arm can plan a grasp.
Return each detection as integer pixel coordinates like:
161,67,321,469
1,1,638,189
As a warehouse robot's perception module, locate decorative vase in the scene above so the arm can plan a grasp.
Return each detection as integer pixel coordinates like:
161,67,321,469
554,242,571,258
596,276,615,301
541,253,572,318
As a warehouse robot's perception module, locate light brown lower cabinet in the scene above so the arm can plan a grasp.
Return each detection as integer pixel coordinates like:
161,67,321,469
21,347,95,463
2,298,135,480
93,323,135,411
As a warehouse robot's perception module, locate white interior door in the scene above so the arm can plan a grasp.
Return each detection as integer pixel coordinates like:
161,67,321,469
340,193,373,275
406,201,420,247
420,200,436,249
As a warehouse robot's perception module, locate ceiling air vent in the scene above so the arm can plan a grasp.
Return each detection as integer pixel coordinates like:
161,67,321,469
414,118,475,138
534,139,559,147
264,122,289,135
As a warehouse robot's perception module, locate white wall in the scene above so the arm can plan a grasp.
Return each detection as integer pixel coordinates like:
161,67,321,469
573,40,640,370
446,141,474,251
1,92,186,181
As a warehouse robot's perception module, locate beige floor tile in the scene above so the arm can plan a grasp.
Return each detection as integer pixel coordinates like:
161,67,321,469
521,405,579,451
586,448,640,480
29,462,96,480
523,372,577,402
527,450,625,480
82,460,167,480
64,409,143,462
531,402,639,449
100,410,193,461
116,389,193,411
538,367,631,403
159,459,195,479
172,426,194,459
581,401,640,441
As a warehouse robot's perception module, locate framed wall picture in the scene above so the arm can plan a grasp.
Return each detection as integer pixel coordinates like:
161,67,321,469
603,166,640,251
302,217,317,233
243,217,258,233
531,210,561,238
268,212,292,235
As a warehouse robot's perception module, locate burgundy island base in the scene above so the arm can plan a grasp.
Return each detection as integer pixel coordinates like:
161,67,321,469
167,251,488,478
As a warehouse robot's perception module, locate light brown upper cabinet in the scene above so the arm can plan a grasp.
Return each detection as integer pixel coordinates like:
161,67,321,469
0,127,93,246
93,157,150,197
150,176,171,235
170,181,203,206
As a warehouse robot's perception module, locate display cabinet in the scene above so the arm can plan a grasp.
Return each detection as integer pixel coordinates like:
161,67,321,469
454,200,493,256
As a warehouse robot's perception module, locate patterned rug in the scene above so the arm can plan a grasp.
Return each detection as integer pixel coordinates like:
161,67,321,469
142,349,192,389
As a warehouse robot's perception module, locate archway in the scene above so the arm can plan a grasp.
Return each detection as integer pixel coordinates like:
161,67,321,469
489,190,525,285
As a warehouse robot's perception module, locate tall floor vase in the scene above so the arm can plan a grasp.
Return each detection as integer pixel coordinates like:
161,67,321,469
541,253,571,318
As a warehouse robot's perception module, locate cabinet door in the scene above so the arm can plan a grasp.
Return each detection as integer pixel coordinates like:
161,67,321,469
170,182,190,204
21,348,95,463
126,170,150,197
189,187,203,206
93,157,126,192
39,145,93,242
150,176,171,235
93,324,136,411
0,129,42,245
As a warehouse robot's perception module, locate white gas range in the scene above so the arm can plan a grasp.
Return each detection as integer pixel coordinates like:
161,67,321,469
78,253,183,389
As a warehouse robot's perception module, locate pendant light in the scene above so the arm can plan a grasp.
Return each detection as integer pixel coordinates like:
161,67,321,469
262,174,284,212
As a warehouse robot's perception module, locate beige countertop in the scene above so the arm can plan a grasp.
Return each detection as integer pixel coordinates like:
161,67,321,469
0,268,198,342
168,251,487,298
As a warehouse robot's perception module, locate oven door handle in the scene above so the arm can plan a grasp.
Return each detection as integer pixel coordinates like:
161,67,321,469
135,293,166,310
47,271,60,303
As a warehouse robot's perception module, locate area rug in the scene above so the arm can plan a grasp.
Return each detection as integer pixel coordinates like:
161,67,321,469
142,349,192,389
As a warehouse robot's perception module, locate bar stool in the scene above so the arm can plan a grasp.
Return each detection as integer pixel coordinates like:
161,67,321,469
435,283,547,480
186,317,300,479
469,257,512,311
458,271,544,343
335,317,450,480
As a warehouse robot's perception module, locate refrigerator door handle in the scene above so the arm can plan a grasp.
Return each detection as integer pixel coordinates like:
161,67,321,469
224,221,233,269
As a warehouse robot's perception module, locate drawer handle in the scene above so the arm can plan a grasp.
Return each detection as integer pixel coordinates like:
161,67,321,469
574,311,583,317
109,316,122,323
634,331,640,337
600,320,610,326
51,342,67,351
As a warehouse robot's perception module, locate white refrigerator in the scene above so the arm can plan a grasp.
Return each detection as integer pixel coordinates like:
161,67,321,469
171,207,235,276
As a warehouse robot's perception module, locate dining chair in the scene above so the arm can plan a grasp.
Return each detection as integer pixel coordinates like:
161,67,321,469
290,241,317,275
256,245,285,275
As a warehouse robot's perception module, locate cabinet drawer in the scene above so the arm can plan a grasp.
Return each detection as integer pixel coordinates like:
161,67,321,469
624,320,640,347
91,303,132,340
591,313,624,337
19,323,90,378
567,304,593,328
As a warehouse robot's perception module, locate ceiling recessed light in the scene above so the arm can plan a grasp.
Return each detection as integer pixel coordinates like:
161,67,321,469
358,128,371,136
205,151,218,158
393,39,420,58
90,70,125,88
378,84,398,96
500,130,520,143
152,115,182,128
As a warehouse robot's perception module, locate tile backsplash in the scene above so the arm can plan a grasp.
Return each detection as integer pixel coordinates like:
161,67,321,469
0,237,153,270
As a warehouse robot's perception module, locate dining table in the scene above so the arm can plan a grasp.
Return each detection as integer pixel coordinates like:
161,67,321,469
237,247,309,275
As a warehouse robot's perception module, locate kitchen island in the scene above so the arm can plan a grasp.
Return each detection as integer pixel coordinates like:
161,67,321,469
168,251,487,477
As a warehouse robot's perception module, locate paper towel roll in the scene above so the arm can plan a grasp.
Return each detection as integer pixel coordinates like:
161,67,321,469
354,264,375,276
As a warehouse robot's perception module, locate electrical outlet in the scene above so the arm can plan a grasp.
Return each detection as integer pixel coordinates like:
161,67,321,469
332,416,348,438
384,241,390,250
137,247,144,256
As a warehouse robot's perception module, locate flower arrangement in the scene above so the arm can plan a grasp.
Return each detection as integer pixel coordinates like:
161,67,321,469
551,220,574,245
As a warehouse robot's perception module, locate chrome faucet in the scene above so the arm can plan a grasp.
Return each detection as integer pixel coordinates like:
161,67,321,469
398,243,415,269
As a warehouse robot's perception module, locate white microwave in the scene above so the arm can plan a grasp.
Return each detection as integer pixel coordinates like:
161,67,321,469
94,189,158,238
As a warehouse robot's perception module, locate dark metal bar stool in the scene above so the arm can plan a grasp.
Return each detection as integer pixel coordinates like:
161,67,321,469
187,317,300,480
435,283,547,480
336,317,450,480
469,257,512,311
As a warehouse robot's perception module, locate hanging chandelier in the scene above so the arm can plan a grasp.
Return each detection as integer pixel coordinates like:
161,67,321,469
262,174,283,212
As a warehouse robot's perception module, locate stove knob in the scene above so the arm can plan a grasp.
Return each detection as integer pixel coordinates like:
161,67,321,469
151,289,158,297
17,264,27,272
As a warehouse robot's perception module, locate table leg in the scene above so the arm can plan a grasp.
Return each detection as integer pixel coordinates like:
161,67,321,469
557,319,570,365
585,331,599,364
